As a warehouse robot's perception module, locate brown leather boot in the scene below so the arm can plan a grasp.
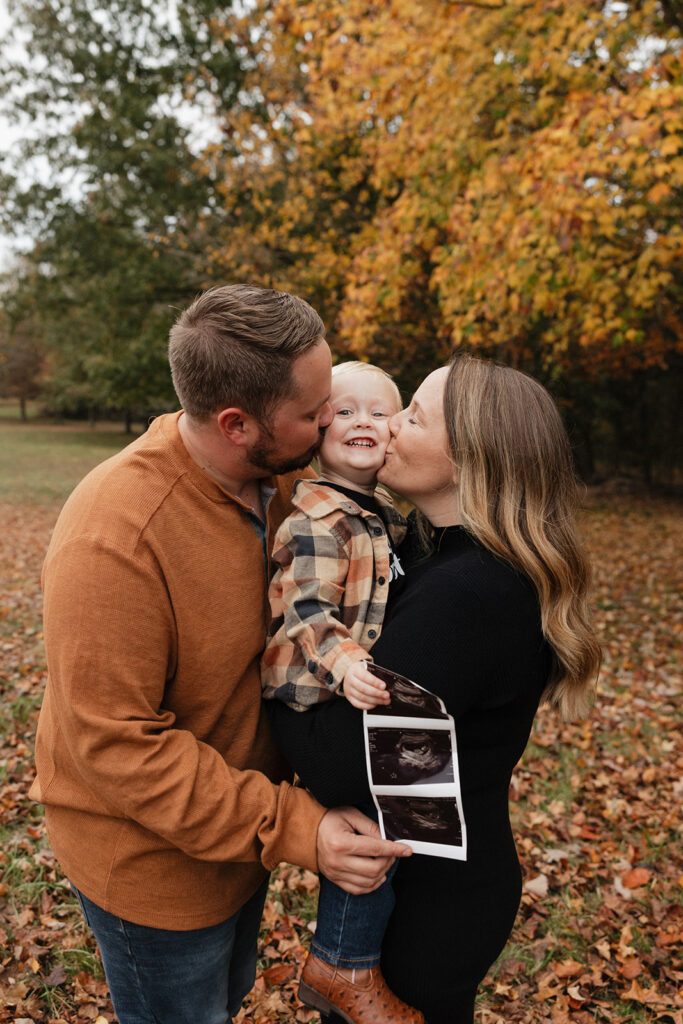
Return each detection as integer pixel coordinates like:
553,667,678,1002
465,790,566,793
298,952,424,1024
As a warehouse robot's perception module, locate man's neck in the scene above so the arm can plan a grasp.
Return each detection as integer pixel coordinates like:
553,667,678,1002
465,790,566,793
178,412,266,507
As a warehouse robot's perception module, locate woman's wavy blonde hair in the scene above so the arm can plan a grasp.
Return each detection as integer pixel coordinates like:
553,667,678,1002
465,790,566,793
443,354,601,721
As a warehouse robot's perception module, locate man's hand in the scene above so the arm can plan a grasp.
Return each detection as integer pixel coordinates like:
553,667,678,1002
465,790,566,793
343,661,391,710
316,806,412,895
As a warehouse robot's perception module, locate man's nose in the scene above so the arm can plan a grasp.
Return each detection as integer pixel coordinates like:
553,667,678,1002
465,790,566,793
318,402,334,428
388,411,401,436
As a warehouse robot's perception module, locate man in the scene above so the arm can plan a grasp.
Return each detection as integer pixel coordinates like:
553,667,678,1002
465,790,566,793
30,285,410,1024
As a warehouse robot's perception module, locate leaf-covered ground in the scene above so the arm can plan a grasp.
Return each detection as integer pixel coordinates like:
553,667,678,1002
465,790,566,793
1,494,681,1024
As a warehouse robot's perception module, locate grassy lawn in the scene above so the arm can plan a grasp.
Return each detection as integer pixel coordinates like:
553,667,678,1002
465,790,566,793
0,417,681,1023
0,404,139,505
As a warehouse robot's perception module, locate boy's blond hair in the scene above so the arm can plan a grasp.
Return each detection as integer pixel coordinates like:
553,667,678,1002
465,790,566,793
331,361,402,411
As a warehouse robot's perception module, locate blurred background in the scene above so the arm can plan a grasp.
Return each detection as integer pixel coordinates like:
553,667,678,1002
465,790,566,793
0,0,681,487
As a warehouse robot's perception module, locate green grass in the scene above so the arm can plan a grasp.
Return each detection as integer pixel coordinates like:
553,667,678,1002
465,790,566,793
0,415,134,504
0,399,44,421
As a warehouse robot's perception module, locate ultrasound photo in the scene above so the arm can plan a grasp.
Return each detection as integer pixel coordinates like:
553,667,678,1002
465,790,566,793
367,664,448,720
378,795,463,847
368,727,455,786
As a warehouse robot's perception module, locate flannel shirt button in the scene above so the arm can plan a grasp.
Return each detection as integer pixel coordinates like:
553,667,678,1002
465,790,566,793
373,526,383,535
368,629,377,639
325,672,334,685
378,576,386,585
308,660,318,673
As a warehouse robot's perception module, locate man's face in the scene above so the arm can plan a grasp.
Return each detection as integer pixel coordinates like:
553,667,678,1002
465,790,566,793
246,338,333,475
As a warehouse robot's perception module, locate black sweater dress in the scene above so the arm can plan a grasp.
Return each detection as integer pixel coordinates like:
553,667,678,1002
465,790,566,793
268,525,552,1024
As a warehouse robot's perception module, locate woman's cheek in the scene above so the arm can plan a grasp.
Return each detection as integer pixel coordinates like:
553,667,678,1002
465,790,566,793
386,459,404,488
377,460,394,485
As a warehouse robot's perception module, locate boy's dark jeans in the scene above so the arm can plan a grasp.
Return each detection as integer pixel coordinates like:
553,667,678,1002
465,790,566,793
312,802,397,969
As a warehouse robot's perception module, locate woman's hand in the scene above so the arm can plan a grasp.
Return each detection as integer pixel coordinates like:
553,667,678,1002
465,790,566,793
343,661,391,710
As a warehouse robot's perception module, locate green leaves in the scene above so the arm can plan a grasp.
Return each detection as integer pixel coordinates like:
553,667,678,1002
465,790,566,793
0,0,247,415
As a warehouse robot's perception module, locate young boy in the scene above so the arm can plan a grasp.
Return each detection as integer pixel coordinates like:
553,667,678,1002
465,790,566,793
262,362,423,1024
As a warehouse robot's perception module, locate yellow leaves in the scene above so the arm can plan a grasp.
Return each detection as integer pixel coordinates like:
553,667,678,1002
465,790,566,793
660,134,681,157
630,95,656,121
197,0,683,378
647,181,671,203
664,110,683,133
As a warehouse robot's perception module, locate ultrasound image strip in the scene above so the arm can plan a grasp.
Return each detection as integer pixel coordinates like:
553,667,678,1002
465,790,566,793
367,726,455,787
364,664,449,720
377,794,463,846
363,665,467,861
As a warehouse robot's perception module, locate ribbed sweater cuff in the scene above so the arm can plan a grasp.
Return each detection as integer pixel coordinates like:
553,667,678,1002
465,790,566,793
264,783,326,873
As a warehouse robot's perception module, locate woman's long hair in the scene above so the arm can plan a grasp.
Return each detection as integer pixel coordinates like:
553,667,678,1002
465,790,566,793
443,354,601,720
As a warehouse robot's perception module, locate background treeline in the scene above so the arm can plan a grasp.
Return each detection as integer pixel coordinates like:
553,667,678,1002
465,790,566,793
0,0,681,486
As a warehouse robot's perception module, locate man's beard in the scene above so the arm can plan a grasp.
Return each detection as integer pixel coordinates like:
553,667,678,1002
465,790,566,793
247,425,324,476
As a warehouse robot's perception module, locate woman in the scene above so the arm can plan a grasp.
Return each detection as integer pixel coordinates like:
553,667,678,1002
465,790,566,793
268,354,601,1024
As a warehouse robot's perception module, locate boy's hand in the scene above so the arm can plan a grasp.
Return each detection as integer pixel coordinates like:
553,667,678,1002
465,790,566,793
343,661,391,710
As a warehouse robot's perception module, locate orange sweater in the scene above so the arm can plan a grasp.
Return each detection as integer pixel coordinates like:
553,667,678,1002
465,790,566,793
31,411,325,929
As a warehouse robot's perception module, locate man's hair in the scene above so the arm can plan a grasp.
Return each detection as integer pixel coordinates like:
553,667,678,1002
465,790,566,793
168,284,325,422
331,361,402,411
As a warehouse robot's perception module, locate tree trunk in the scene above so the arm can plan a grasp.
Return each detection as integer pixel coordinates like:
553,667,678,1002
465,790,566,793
19,396,27,422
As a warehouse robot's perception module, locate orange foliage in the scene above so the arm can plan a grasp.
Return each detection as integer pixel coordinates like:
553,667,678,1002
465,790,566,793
198,0,683,382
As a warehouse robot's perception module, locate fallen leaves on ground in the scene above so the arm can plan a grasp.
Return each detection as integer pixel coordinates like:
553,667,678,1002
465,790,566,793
0,495,681,1023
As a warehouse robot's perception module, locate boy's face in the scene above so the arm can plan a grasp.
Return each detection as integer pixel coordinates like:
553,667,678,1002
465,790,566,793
317,371,401,490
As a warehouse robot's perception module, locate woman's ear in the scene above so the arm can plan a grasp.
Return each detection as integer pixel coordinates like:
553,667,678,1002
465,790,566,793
216,407,260,448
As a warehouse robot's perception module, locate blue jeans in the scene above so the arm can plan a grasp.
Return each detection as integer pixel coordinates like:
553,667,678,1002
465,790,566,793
71,880,269,1024
312,857,397,969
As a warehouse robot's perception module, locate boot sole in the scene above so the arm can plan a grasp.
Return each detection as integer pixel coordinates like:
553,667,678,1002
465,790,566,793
298,980,355,1024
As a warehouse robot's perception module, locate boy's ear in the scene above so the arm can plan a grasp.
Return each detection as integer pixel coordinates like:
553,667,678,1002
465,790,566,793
217,407,260,448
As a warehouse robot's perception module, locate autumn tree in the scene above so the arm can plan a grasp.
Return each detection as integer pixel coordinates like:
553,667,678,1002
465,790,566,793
202,0,682,480
0,293,44,420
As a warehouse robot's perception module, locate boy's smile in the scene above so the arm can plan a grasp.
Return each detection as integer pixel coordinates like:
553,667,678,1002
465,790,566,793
317,369,402,493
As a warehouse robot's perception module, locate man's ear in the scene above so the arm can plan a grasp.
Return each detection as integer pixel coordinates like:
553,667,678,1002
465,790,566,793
216,407,260,447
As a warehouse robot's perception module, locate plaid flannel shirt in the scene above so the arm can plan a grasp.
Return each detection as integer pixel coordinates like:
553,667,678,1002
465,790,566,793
261,478,407,711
